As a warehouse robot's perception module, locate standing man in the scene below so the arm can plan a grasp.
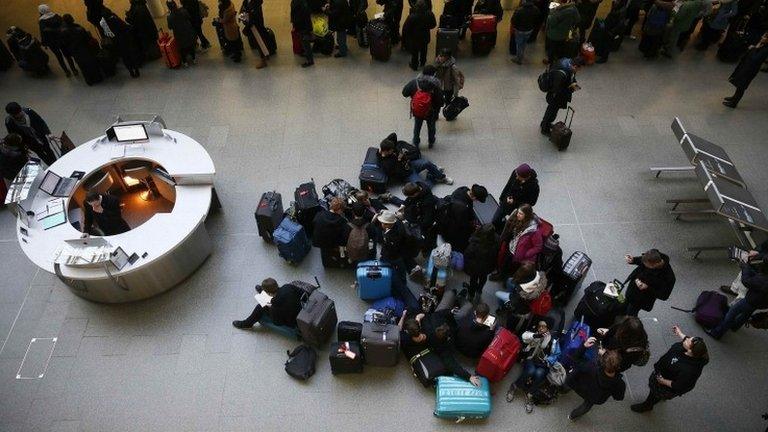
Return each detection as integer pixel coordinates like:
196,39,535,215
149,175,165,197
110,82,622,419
38,4,79,77
181,0,212,49
440,184,489,253
623,249,676,317
540,58,580,136
545,0,581,62
661,0,709,58
493,163,540,232
511,0,541,64
402,1,437,70
167,1,198,67
4,102,57,166
377,210,419,310
434,48,463,106
723,32,768,108
328,0,353,57
565,338,626,420
402,65,444,149
291,0,315,67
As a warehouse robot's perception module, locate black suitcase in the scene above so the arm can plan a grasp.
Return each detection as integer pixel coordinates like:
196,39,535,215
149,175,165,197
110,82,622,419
360,322,400,366
409,349,449,387
96,47,117,77
473,193,498,226
573,281,624,329
263,27,277,55
359,147,387,193
329,342,364,374
295,180,321,237
471,32,496,55
436,28,460,56
438,14,461,30
552,251,592,306
549,106,574,151
367,18,392,61
255,191,284,242
442,96,469,121
321,247,353,269
337,321,363,342
0,40,13,71
296,290,338,346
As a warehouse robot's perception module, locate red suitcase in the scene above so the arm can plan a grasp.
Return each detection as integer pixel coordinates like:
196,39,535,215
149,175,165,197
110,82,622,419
158,31,181,68
469,14,497,34
291,28,304,55
475,328,520,382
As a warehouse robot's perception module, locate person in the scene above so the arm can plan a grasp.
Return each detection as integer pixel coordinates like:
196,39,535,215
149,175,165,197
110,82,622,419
624,0,644,39
4,102,56,166
167,1,198,66
126,0,161,61
511,0,542,64
312,197,351,249
494,261,547,309
402,65,444,148
377,210,419,310
723,32,768,108
440,184,488,253
456,0,475,38
81,191,131,236
402,1,437,71
707,260,768,339
661,0,710,57
719,240,768,300
631,325,709,412
0,134,29,186
434,48,463,106
377,133,453,186
399,181,440,255
349,0,369,45
84,0,106,35
328,0,353,57
241,0,269,66
695,0,738,51
565,339,626,420
181,0,212,49
540,58,580,136
6,27,50,76
352,190,388,221
378,0,404,44
639,0,674,59
506,319,561,412
494,205,544,279
291,0,315,67
493,163,540,232
38,4,79,77
474,0,504,21
623,249,676,317
347,202,376,262
219,0,243,62
595,316,650,372
462,224,500,301
545,0,581,62
453,302,495,358
60,14,104,86
575,0,602,43
233,278,305,328
101,7,144,77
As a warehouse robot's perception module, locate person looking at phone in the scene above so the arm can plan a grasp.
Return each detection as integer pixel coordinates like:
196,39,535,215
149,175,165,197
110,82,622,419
540,58,581,136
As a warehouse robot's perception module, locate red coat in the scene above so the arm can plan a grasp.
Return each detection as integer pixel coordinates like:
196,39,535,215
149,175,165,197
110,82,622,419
497,224,544,269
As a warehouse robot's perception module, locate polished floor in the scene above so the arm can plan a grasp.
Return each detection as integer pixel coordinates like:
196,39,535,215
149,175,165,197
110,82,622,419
1,2,768,431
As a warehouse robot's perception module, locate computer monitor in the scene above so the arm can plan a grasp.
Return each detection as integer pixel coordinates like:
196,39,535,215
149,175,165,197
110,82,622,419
39,171,62,195
110,124,149,143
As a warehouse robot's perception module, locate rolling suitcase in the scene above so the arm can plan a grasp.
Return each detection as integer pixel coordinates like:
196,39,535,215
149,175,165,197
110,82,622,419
360,322,400,366
273,218,312,264
294,180,321,237
471,32,496,55
321,247,353,269
356,260,393,300
442,96,469,121
409,349,449,387
434,376,491,421
573,281,624,329
291,28,304,55
296,290,338,346
469,14,497,33
255,191,284,242
337,321,363,342
558,316,593,370
329,342,364,374
366,18,392,61
580,42,595,65
359,147,387,193
262,27,277,55
158,30,181,68
552,251,592,306
472,193,498,226
475,328,520,382
672,291,729,329
435,28,460,56
549,106,574,151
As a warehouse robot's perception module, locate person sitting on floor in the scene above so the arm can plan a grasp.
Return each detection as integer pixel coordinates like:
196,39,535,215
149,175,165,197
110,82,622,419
233,278,304,329
453,301,495,358
377,134,453,187
506,319,561,413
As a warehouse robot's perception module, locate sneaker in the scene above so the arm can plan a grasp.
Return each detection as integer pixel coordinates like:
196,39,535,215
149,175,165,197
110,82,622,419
704,328,722,340
524,394,534,414
540,128,551,136
232,320,250,329
631,403,653,413
437,176,454,185
505,384,517,403
719,285,736,296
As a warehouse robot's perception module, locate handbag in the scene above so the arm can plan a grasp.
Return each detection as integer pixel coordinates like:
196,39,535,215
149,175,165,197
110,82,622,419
546,361,567,386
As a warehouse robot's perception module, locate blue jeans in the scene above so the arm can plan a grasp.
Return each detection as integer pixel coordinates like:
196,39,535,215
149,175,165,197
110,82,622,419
710,298,756,338
516,360,549,393
408,158,445,185
514,30,532,61
336,30,347,55
413,116,436,146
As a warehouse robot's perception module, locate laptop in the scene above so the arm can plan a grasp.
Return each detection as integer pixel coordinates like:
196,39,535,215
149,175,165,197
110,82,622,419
39,171,77,198
64,237,110,249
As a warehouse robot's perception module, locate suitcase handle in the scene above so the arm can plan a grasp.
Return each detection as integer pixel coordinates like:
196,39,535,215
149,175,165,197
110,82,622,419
562,106,575,129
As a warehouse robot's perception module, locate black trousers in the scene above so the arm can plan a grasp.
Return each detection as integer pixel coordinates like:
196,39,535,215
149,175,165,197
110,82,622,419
467,273,488,299
409,44,428,69
241,304,267,327
50,47,78,74
193,21,211,47
570,399,594,419
541,102,560,131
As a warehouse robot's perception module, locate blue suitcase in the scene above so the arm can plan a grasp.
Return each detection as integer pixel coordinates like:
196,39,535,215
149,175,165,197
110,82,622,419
356,260,393,300
434,376,491,421
274,218,312,264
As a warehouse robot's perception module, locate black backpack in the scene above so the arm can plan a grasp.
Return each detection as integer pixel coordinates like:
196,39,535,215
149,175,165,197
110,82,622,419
285,344,317,380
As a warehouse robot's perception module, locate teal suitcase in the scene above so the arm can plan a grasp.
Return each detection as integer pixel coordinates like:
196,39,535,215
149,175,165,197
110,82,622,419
434,376,491,421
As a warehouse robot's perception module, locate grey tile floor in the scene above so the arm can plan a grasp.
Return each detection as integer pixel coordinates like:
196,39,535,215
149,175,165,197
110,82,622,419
1,8,768,432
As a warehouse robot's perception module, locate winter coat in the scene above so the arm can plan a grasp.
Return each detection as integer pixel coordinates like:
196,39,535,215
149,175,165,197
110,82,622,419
501,214,544,264
474,0,504,21
59,22,103,85
402,9,437,51
440,186,475,252
518,271,548,300
292,0,314,33
512,3,542,32
708,1,738,30
312,209,351,248
269,284,305,327
624,252,676,312
740,262,768,309
181,0,205,26
0,143,29,181
729,43,768,90
434,56,462,95
402,182,439,230
546,65,576,109
4,108,50,150
104,12,145,68
498,168,540,217
566,346,626,405
220,2,240,41
454,315,495,358
463,230,500,276
39,14,67,50
84,0,105,27
653,342,708,396
380,220,407,262
602,324,649,372
167,8,197,49
329,0,354,31
521,330,560,364
546,3,581,41
576,0,602,32
377,151,411,181
125,0,159,57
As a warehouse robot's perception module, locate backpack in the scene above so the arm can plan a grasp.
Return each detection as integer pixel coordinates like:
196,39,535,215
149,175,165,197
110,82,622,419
346,223,370,262
311,14,329,37
435,195,453,232
537,68,565,93
430,243,453,268
455,68,465,90
530,383,559,405
284,344,317,380
411,81,433,119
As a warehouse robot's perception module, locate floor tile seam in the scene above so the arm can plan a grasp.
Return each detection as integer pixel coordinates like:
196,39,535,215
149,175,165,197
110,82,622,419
565,186,599,282
555,219,674,227
0,268,40,356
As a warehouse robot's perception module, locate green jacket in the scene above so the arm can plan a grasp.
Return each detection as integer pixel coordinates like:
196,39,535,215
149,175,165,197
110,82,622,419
546,3,581,41
670,0,708,32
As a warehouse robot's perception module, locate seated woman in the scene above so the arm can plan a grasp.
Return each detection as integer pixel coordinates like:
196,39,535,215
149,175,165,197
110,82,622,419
505,319,560,410
81,191,130,237
595,316,650,372
232,278,305,329
489,204,544,281
494,261,548,311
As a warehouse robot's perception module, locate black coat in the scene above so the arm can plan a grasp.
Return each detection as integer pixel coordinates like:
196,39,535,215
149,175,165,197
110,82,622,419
125,0,159,58
729,43,768,90
454,315,495,358
84,0,105,27
329,0,354,31
566,346,626,405
380,220,406,262
5,108,50,152
167,8,197,49
402,182,439,230
0,143,28,181
512,3,542,31
441,186,475,252
181,0,205,25
377,151,411,181
653,342,708,396
402,9,437,50
546,66,576,109
625,253,676,312
83,194,131,235
463,230,499,276
104,13,145,68
39,14,67,50
269,284,305,327
499,169,540,216
601,325,649,372
60,23,103,85
291,0,314,33
312,209,351,248
740,262,768,309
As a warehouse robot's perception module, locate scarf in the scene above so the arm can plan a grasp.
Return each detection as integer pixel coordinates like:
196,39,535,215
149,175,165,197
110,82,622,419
509,219,537,255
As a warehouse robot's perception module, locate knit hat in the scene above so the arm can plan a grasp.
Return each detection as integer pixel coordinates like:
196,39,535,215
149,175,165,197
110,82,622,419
377,210,398,225
515,163,533,178
38,4,51,15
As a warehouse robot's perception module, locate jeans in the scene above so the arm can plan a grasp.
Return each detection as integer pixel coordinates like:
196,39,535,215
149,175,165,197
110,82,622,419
710,297,756,338
336,30,348,55
516,360,549,393
413,116,436,145
540,103,560,132
301,33,314,63
408,158,445,185
514,30,532,61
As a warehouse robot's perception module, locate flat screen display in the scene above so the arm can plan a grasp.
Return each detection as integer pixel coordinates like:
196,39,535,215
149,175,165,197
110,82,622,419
39,171,61,195
112,124,148,142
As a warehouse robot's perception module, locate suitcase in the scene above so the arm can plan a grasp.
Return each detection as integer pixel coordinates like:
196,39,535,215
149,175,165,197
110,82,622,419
321,247,353,269
475,328,520,382
158,31,181,68
255,191,284,242
296,290,338,346
291,28,304,55
360,322,400,366
367,18,392,61
549,106,574,151
273,218,312,264
337,321,363,342
573,281,624,329
356,260,393,300
435,28,460,56
313,32,334,55
580,42,595,65
434,376,491,421
472,193,498,226
442,96,469,121
558,316,593,370
329,341,364,374
263,27,277,55
588,19,611,59
294,181,321,237
438,14,462,30
359,147,388,193
0,40,13,71
469,14,497,33
287,278,320,300
471,32,496,55
552,251,592,306
409,349,449,387
672,291,729,329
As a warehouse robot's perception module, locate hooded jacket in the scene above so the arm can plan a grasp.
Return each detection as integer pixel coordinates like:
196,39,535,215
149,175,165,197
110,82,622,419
499,168,540,214
0,143,28,181
440,186,475,252
653,342,708,396
402,6,437,50
625,253,676,312
512,2,542,31
38,13,66,49
269,284,305,327
463,227,500,276
311,209,351,248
